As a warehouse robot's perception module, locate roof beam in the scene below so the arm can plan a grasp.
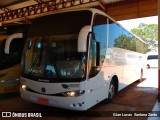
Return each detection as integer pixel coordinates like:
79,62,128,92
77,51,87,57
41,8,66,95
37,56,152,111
0,0,29,9
0,7,10,12
97,0,107,12
0,0,97,22
0,0,157,23
34,0,44,4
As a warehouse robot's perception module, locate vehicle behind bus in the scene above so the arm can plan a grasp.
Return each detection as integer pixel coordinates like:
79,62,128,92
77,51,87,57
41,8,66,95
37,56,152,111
0,24,28,93
147,53,158,68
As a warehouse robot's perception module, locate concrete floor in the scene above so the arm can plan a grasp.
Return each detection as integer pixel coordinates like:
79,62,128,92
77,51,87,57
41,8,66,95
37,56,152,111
144,68,160,120
148,101,160,120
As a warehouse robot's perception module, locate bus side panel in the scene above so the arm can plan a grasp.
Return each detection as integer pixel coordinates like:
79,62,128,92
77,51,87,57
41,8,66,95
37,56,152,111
84,71,108,109
0,64,21,93
106,47,145,90
107,18,147,90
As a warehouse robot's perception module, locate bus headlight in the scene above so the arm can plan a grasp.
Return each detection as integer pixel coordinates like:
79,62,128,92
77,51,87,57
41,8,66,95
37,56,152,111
62,90,85,97
21,84,27,90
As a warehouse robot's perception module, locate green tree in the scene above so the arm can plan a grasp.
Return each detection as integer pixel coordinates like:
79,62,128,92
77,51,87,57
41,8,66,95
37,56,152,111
130,23,158,51
114,34,136,51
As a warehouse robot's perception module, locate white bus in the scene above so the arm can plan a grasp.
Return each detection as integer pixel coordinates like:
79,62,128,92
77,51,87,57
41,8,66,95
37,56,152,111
20,8,147,110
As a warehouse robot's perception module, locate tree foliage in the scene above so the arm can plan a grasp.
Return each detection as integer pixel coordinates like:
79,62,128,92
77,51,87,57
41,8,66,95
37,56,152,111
114,34,148,53
130,23,158,51
114,34,136,51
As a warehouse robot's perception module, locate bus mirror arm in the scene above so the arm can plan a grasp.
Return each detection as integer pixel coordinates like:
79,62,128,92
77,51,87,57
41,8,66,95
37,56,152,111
78,25,91,52
5,33,23,54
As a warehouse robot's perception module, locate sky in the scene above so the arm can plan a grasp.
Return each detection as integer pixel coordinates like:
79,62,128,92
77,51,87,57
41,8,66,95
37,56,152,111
118,16,158,31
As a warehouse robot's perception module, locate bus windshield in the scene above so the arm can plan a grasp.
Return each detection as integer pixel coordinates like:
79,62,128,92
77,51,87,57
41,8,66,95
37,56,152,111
22,10,92,82
22,34,87,82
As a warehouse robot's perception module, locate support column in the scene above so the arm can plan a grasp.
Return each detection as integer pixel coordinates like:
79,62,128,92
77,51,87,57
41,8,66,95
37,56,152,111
158,0,160,101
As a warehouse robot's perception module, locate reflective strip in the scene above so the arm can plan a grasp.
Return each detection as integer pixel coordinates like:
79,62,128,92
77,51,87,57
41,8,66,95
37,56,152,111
16,78,20,81
0,80,5,83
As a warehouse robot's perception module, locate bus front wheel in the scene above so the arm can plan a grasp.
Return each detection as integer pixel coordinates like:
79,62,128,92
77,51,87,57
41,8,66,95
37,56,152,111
106,80,116,103
139,69,143,82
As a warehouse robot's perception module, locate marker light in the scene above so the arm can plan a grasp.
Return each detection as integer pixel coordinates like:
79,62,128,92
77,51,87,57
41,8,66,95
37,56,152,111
22,85,27,90
0,80,5,83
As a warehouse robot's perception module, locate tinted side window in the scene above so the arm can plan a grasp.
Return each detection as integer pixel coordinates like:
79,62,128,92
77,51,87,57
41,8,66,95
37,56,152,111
108,20,122,48
0,40,6,69
109,20,136,51
89,14,107,78
8,38,25,64
0,39,25,70
108,19,147,53
93,14,107,56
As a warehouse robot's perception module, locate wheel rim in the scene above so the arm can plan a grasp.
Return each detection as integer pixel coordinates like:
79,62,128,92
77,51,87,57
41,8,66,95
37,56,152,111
109,84,115,99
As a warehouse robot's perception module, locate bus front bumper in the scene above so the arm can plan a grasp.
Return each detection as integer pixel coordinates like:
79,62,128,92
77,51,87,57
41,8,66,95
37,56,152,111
20,87,87,111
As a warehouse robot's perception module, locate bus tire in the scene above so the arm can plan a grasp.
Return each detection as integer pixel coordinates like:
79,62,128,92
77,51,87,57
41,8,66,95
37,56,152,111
105,80,116,103
139,69,143,82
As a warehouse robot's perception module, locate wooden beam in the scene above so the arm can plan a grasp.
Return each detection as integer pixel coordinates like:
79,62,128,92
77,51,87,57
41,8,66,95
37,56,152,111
106,0,158,20
34,0,43,4
97,0,107,12
0,7,10,12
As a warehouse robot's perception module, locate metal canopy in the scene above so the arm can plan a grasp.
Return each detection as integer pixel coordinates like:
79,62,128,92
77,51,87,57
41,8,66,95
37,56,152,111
0,0,123,24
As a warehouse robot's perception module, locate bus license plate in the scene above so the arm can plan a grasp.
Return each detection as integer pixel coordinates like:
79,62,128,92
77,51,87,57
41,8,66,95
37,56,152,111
37,98,48,105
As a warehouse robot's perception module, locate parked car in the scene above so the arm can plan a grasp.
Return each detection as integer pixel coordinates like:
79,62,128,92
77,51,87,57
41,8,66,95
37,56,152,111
147,54,158,68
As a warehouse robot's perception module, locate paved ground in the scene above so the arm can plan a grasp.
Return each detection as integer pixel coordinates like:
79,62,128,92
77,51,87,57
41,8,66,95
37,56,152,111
0,68,159,120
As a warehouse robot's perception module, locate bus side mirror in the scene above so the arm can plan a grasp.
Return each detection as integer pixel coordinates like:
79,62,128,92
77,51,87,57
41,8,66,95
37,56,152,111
5,33,23,54
78,25,91,52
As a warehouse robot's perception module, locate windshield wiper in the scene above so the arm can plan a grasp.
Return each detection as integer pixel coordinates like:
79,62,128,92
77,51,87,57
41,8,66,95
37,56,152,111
28,38,45,77
53,62,60,78
28,53,40,76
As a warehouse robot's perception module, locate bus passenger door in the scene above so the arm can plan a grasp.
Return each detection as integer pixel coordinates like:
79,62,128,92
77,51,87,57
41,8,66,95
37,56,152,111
86,35,106,109
89,40,100,77
85,14,108,109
